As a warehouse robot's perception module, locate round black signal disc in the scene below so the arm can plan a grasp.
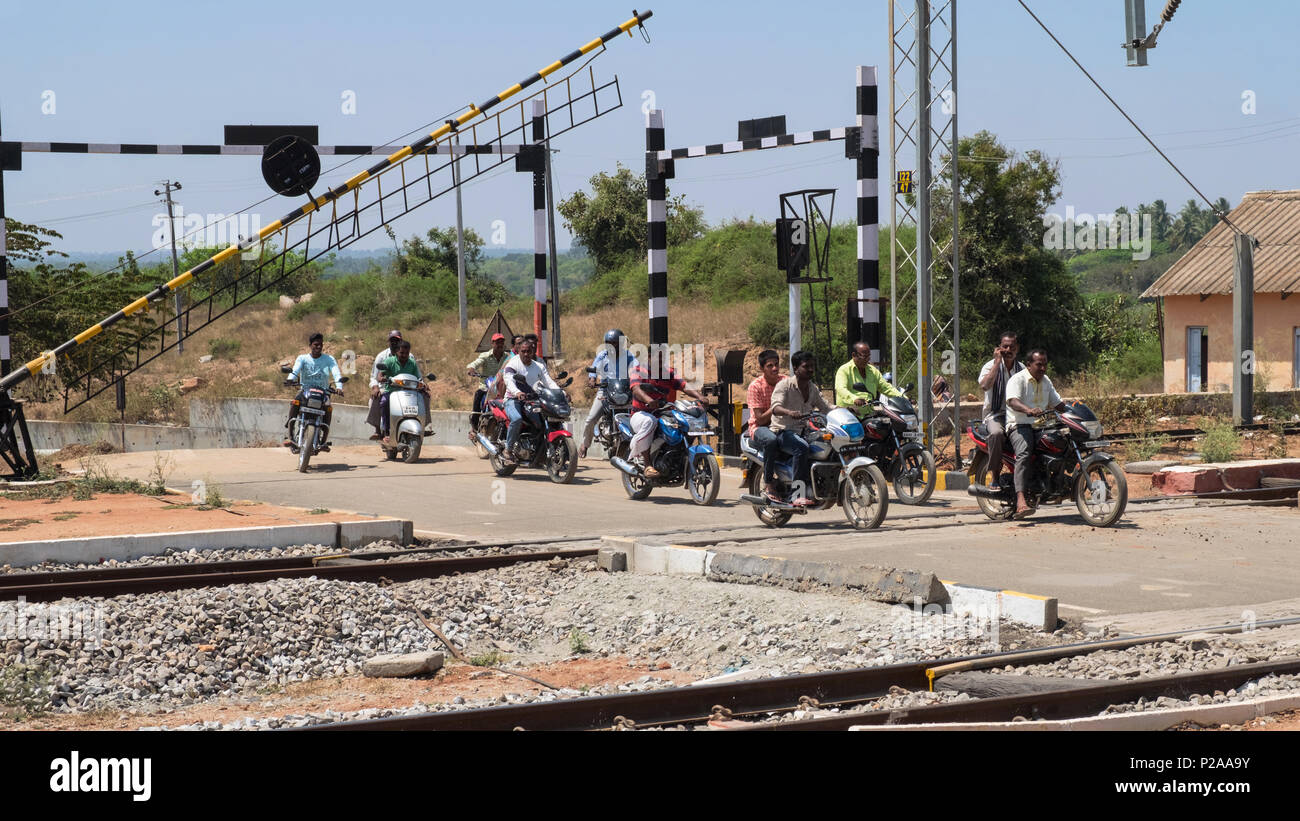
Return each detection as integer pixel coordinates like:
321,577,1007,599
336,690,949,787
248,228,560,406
261,135,321,197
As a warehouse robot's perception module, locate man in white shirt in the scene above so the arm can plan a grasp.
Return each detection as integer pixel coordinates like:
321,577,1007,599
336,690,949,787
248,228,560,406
499,337,559,464
1005,348,1068,518
977,331,1025,489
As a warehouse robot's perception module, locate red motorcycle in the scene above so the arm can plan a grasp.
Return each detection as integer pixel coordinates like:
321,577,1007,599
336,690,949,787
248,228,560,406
475,371,578,484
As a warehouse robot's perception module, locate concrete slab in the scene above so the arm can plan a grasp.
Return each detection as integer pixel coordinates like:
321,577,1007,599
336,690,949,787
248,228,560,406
1153,458,1300,494
707,552,948,606
339,519,412,548
941,581,1060,632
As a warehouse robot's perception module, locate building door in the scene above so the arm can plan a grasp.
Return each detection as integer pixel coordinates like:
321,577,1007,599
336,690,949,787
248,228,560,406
1187,327,1208,392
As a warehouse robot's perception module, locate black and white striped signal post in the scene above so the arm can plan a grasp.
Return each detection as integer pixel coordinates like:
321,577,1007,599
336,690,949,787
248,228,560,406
531,100,549,357
645,109,669,348
854,65,882,364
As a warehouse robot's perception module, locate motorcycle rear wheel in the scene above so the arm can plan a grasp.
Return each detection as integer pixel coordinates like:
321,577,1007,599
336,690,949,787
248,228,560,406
748,470,792,527
489,447,517,476
618,443,653,500
893,448,937,505
1075,460,1128,527
298,423,316,473
841,464,889,530
688,453,720,506
547,438,578,484
970,452,1015,521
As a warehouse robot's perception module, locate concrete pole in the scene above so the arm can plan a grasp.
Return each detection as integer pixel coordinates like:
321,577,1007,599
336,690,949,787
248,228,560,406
161,182,184,354
915,0,933,446
789,282,802,353
948,0,961,465
1232,233,1255,425
0,104,10,378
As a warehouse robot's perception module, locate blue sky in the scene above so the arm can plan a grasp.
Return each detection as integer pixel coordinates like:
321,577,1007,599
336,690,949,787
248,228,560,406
3,0,1297,258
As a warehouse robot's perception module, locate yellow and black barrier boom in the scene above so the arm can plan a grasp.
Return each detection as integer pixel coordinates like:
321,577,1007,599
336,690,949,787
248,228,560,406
0,10,652,395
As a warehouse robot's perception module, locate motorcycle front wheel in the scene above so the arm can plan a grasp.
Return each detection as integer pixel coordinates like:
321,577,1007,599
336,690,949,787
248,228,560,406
298,423,316,473
748,470,792,527
1075,459,1128,527
547,437,578,484
840,464,889,530
401,432,422,464
893,448,937,505
688,453,720,506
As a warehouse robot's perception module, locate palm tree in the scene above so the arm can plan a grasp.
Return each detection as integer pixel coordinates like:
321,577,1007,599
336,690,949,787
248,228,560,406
1169,216,1196,253
1148,199,1170,244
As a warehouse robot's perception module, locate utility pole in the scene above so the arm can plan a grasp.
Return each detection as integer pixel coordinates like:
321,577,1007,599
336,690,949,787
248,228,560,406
452,152,468,338
154,180,184,354
1232,233,1255,425
544,145,561,357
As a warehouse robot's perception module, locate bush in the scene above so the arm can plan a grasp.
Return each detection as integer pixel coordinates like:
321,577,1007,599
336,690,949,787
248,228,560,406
1199,419,1241,464
1126,434,1169,463
208,337,242,359
747,295,788,347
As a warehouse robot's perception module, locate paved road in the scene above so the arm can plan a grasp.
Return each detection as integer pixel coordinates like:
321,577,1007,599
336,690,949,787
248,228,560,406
96,445,1300,618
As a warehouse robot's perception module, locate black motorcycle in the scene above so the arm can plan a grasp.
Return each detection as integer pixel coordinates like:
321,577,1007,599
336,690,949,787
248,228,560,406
584,365,634,455
285,377,348,473
965,401,1127,527
855,383,936,505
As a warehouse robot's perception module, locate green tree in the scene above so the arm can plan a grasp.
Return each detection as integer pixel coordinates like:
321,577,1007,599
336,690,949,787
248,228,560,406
396,226,506,307
557,164,706,273
934,130,1089,375
1145,199,1170,244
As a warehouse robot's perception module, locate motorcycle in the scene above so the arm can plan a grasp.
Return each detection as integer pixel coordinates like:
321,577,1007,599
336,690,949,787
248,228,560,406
468,370,497,459
584,365,634,456
739,408,890,529
285,376,348,473
606,396,720,505
965,401,1127,527
477,371,579,484
855,382,937,505
378,371,437,463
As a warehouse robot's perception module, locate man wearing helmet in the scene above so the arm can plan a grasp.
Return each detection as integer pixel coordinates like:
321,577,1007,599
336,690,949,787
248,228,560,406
579,329,639,458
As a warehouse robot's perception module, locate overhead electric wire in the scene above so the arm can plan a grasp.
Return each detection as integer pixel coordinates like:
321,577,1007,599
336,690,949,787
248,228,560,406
1016,0,1244,236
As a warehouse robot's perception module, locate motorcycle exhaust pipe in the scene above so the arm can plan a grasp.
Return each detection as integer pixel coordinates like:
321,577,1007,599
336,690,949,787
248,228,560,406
967,484,1008,499
609,456,639,477
476,433,499,457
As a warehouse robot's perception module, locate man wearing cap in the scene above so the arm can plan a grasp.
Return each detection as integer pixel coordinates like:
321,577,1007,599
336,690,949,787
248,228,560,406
467,332,510,441
367,331,419,439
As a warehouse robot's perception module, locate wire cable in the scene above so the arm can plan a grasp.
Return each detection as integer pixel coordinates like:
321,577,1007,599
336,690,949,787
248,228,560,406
1016,0,1244,236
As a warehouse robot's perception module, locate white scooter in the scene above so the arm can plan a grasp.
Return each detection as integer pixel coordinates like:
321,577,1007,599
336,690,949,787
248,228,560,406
379,371,437,463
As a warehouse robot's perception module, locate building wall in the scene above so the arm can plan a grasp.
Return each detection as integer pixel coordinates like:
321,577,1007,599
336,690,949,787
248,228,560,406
1162,293,1299,393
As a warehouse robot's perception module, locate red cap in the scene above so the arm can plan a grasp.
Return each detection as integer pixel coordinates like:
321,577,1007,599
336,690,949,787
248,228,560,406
491,333,506,342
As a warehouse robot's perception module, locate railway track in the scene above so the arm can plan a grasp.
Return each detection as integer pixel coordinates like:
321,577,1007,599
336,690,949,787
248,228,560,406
301,617,1300,731
1105,421,1300,443
0,544,599,603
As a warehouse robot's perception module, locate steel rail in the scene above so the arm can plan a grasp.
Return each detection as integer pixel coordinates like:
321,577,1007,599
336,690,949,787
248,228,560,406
299,617,1300,731
0,547,597,603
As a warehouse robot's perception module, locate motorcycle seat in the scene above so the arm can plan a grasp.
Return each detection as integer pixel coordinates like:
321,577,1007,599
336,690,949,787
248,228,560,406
739,436,763,459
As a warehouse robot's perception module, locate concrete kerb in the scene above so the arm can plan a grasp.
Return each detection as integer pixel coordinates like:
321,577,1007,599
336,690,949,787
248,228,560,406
847,691,1300,731
0,519,413,567
597,535,1059,631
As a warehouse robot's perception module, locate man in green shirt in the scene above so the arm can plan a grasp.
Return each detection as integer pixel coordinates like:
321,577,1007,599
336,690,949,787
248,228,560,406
835,342,901,417
467,333,510,440
377,340,426,442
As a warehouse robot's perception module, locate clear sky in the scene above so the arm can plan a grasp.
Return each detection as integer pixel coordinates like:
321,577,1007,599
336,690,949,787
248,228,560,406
3,0,1297,259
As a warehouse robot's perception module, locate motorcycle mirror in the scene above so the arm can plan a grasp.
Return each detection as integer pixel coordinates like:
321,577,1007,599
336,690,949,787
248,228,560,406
425,373,438,382
562,378,573,387
852,382,868,392
280,364,293,374
339,376,349,384
556,371,569,380
585,366,596,374
903,383,915,393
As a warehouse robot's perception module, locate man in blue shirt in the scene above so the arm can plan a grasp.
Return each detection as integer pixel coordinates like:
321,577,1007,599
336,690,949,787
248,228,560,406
284,332,344,448
579,329,639,458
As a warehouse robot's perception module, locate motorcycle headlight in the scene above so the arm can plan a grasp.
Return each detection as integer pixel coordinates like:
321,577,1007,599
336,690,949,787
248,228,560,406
1085,420,1103,439
902,414,918,427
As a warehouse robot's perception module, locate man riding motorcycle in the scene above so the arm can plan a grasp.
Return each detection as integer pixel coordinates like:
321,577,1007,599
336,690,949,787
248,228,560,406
367,330,419,440
834,341,901,417
467,332,510,441
1005,348,1067,519
285,332,345,448
629,345,707,478
499,337,559,466
768,350,832,506
579,328,639,459
376,339,429,444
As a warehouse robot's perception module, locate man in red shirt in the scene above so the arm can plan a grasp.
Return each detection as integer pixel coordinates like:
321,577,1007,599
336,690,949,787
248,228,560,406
745,349,785,498
629,345,707,477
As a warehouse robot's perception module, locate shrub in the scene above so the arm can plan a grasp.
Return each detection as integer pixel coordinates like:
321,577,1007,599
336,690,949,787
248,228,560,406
208,337,242,359
1126,434,1169,463
1199,419,1241,464
0,663,53,719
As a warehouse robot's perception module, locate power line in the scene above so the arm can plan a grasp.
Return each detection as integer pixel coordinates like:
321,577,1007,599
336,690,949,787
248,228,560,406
1016,0,1243,235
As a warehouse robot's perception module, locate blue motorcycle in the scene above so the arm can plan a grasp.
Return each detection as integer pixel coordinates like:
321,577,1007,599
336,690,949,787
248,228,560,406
607,398,721,505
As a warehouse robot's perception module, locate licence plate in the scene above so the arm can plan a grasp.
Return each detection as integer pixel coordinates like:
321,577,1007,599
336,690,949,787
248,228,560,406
403,405,418,415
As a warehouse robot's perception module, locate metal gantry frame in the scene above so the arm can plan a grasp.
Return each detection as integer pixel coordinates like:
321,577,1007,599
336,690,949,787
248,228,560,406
890,0,962,465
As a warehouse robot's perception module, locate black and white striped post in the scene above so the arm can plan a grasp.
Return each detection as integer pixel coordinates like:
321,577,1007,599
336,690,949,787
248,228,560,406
1,104,10,377
645,109,669,349
856,65,882,365
530,100,549,357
